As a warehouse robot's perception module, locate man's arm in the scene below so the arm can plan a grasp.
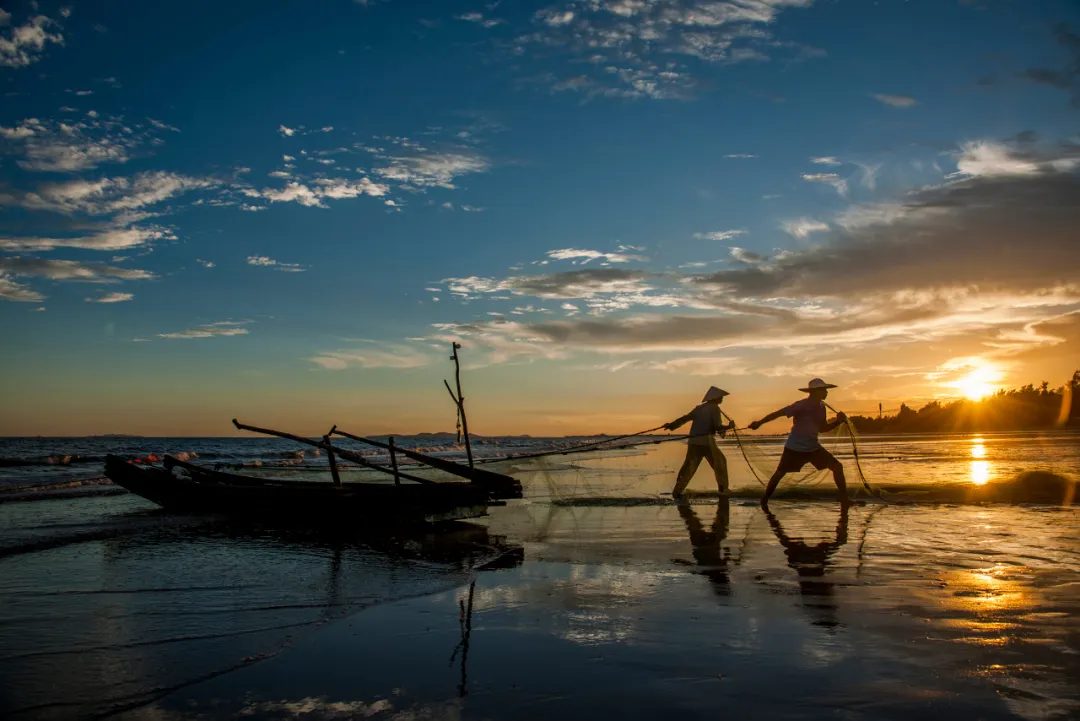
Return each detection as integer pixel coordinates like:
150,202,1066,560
748,409,785,431
663,411,694,431
820,412,847,433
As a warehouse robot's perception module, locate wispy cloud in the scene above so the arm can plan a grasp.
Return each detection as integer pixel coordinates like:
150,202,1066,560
246,256,308,272
6,172,217,216
801,172,847,196
0,274,46,302
373,150,490,189
457,12,504,28
547,247,648,264
693,230,747,241
86,291,133,303
159,321,251,340
309,343,432,370
723,154,757,159
811,156,841,166
0,13,64,68
0,226,172,252
0,116,172,172
0,257,155,282
782,218,829,238
872,93,918,108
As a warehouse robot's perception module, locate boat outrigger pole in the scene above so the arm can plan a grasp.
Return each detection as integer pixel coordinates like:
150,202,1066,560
444,342,475,469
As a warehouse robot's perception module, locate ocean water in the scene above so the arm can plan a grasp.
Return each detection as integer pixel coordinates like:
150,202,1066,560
1,432,1078,719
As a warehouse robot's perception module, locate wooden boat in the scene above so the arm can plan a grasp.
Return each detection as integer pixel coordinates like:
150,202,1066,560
103,455,504,525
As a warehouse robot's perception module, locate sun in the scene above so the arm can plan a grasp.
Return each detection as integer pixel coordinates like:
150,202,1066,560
952,366,1001,401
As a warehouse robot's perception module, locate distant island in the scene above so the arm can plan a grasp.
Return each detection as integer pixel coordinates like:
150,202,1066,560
849,371,1080,434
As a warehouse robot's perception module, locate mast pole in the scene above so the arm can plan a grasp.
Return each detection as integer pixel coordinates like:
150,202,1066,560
450,342,475,468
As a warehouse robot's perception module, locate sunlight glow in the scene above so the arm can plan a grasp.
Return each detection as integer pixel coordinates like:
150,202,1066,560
971,438,986,459
970,460,990,485
952,366,1002,400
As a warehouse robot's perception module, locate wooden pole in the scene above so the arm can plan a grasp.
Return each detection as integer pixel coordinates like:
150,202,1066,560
450,342,475,469
323,429,341,487
388,435,400,486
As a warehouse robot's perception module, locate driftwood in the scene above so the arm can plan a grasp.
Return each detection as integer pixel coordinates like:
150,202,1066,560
233,419,436,485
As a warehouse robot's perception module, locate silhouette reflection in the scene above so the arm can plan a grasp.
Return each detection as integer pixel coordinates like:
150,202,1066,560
764,505,849,629
676,499,734,597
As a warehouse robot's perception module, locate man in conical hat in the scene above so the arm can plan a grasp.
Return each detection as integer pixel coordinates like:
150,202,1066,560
749,378,849,508
663,386,736,498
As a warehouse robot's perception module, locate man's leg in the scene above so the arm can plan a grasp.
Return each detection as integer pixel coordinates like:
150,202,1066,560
673,446,706,496
761,468,786,508
704,444,729,494
814,449,851,506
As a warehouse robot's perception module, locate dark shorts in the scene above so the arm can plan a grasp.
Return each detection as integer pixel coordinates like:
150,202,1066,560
777,447,842,474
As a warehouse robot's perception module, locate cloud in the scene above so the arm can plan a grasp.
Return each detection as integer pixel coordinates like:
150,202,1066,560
86,291,133,303
196,259,215,268
781,218,829,238
309,344,433,370
729,247,766,264
246,256,308,272
811,156,841,166
9,172,216,215
801,172,847,196
0,13,63,68
159,321,251,340
951,140,1079,178
1019,23,1080,104
0,115,172,172
0,257,155,284
693,230,746,241
520,0,818,99
445,268,657,300
279,125,297,137
872,93,918,108
723,153,757,159
0,274,46,302
457,12,504,28
242,177,390,209
546,247,648,264
0,226,171,252
373,151,490,189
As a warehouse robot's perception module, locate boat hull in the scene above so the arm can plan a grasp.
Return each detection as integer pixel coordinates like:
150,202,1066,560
104,456,495,525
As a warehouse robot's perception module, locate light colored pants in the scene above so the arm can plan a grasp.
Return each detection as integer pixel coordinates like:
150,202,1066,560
674,440,729,494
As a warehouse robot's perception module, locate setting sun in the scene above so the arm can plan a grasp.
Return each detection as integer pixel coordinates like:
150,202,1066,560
952,366,1003,401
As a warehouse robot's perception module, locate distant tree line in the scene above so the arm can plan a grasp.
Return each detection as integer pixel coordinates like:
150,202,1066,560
849,371,1080,433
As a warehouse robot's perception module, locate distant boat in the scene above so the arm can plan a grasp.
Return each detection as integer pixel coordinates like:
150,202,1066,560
104,455,512,525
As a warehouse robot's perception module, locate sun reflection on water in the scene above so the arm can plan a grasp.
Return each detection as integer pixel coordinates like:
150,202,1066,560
970,461,990,485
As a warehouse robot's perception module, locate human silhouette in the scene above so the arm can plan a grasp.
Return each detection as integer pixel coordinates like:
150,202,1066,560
664,386,736,498
675,499,734,597
764,504,849,629
749,378,850,507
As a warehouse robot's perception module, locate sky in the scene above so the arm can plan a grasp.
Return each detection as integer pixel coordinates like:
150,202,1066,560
1,0,1079,437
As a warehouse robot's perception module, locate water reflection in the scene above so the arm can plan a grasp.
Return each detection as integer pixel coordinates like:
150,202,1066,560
764,506,849,629
675,499,734,597
970,460,990,485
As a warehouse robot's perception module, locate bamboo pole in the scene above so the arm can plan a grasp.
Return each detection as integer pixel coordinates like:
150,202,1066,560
232,419,436,485
388,435,400,486
323,429,342,487
449,342,474,468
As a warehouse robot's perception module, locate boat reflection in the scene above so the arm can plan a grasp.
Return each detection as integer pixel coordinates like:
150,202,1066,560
763,505,849,629
675,499,735,597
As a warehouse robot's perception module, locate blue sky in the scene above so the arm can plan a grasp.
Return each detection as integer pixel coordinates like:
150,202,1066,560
2,0,1079,435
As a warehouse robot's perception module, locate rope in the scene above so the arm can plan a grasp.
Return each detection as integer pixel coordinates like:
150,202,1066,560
720,410,768,487
824,402,877,497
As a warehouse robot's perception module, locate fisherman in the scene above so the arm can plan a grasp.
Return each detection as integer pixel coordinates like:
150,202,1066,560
748,378,850,508
664,386,735,499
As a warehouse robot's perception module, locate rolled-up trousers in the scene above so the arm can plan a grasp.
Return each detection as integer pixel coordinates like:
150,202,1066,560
674,439,729,494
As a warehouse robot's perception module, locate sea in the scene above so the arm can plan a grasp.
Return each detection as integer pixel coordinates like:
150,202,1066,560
1,431,1078,720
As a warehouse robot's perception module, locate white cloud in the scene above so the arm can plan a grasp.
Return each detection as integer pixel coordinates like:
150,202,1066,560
86,291,133,303
811,156,841,166
310,344,432,370
723,154,757,159
547,248,648,264
279,125,297,137
461,205,484,212
0,226,171,252
782,218,829,238
0,116,168,172
0,257,155,283
0,274,46,302
693,230,747,241
246,255,308,272
159,321,250,340
729,247,767,264
196,259,215,268
801,172,848,196
0,14,64,68
952,140,1057,178
457,12,504,28
374,151,490,189
872,93,918,108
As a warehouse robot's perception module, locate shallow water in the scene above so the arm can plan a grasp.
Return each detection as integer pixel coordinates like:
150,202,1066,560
1,432,1078,719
